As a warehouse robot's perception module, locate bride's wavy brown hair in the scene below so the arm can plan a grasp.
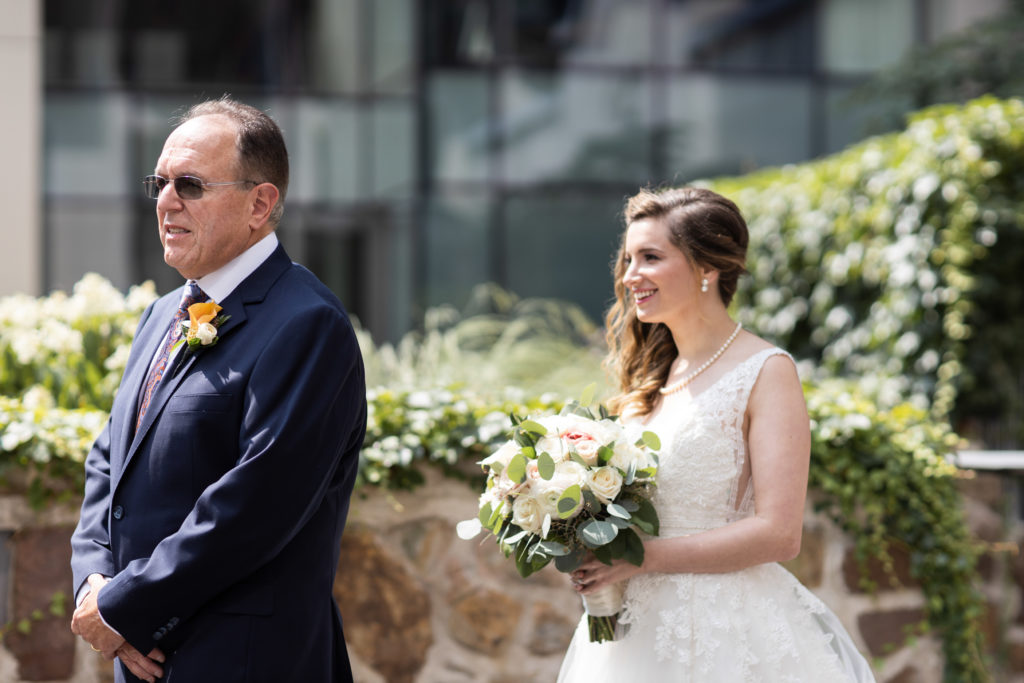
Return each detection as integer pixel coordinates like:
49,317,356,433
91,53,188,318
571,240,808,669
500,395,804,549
605,187,750,417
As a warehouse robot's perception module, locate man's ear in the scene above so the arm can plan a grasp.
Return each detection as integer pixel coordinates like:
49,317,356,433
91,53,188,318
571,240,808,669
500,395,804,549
249,183,280,230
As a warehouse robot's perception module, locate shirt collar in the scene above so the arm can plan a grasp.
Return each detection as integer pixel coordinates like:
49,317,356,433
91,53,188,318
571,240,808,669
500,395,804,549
192,232,279,304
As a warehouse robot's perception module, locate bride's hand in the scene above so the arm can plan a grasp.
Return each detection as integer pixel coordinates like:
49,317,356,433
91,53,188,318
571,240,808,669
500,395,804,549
570,558,643,594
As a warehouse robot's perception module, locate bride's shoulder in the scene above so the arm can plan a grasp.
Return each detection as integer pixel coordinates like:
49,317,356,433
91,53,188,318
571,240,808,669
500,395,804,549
733,331,791,364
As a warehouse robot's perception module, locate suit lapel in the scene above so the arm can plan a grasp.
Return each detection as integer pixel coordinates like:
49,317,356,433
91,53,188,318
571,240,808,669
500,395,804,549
112,294,178,471
123,244,293,465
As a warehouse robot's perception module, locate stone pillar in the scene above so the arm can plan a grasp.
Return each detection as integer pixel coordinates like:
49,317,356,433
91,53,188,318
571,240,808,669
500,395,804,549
0,0,42,296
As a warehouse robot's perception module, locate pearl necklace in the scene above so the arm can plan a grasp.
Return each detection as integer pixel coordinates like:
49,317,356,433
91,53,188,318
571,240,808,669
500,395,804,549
659,323,743,395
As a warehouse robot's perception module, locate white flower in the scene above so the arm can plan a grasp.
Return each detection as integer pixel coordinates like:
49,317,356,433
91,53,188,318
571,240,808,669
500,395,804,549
573,438,600,466
195,322,218,345
480,439,518,469
511,496,545,534
587,466,623,504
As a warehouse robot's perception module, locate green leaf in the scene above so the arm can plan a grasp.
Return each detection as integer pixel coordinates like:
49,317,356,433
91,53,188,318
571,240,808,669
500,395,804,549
598,445,614,464
618,499,640,513
507,453,527,483
521,445,536,460
554,546,587,573
579,519,618,548
570,452,590,468
607,515,629,530
607,502,631,519
514,540,551,578
593,543,614,565
557,484,582,519
520,419,549,436
535,540,570,556
580,382,596,408
478,502,493,526
503,529,528,546
630,497,660,536
538,451,556,479
641,431,661,451
621,528,646,567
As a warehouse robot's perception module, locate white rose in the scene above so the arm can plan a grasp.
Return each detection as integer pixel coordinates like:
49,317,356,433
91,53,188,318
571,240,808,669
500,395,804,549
531,460,588,517
609,442,647,472
511,495,545,533
587,466,623,504
573,438,600,466
480,440,518,469
196,321,218,345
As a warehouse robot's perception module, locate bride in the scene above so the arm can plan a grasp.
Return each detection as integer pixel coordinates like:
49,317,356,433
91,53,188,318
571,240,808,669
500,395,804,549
558,187,875,682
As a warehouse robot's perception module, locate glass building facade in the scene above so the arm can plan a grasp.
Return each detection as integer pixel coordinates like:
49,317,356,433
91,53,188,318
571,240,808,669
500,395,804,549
41,0,1005,341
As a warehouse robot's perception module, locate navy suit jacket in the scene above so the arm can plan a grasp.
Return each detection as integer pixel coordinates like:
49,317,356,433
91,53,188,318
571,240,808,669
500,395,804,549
71,245,366,682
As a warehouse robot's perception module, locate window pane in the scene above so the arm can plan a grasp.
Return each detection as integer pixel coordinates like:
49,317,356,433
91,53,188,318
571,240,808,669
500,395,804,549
290,100,361,203
666,0,814,71
425,193,492,307
429,73,492,184
310,0,362,93
372,0,414,93
425,0,494,67
505,0,653,67
45,93,129,197
821,0,916,74
665,75,812,180
500,71,651,185
502,193,623,321
372,103,415,199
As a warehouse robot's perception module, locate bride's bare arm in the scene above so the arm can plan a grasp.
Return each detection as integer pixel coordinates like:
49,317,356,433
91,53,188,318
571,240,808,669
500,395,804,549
574,354,810,592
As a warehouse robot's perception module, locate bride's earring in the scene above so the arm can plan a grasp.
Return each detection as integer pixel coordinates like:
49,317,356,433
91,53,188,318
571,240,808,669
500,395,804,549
701,277,709,293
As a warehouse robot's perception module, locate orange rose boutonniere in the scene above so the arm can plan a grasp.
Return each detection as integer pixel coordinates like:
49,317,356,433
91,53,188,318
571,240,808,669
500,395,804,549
173,302,231,354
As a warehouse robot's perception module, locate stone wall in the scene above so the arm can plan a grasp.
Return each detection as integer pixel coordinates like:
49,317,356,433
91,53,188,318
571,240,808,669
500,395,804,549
0,468,1019,682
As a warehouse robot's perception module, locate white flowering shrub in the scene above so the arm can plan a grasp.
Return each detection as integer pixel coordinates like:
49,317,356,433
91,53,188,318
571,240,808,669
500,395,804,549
0,273,157,411
710,96,1024,438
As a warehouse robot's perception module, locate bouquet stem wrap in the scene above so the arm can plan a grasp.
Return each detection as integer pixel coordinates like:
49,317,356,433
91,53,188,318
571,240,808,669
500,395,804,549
581,581,625,642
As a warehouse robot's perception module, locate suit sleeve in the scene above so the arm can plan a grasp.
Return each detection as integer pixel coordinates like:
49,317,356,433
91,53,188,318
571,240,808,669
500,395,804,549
96,302,366,653
70,302,157,597
70,417,117,595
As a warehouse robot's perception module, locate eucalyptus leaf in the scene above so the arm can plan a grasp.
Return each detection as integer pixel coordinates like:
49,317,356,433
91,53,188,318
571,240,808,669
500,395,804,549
557,484,582,519
520,419,549,436
641,430,661,451
536,540,570,556
606,502,631,520
607,515,629,529
579,519,618,548
554,546,587,573
618,498,640,512
570,452,590,468
503,529,528,545
478,502,493,526
598,445,614,464
538,451,556,480
507,453,527,483
456,519,483,540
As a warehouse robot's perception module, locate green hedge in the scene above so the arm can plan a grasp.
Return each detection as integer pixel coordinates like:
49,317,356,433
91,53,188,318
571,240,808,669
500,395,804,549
711,96,1024,440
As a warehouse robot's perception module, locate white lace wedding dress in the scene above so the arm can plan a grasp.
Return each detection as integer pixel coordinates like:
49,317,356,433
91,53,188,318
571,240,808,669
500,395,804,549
558,348,876,682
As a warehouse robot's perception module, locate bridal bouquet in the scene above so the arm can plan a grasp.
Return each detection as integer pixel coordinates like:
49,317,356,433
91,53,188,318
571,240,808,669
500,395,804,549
458,387,660,642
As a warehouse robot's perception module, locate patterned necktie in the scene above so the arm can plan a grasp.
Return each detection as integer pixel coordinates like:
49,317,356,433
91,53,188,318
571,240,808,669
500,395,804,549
136,282,206,428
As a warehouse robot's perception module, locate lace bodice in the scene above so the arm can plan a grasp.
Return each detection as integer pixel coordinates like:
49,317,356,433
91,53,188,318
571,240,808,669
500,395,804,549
559,348,875,682
638,347,789,538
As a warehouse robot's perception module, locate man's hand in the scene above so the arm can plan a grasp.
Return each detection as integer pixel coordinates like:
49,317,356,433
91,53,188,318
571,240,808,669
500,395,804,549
71,575,123,658
116,642,166,682
71,575,166,680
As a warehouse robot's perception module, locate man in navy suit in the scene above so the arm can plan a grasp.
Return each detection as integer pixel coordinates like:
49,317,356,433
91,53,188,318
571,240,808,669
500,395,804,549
70,97,366,682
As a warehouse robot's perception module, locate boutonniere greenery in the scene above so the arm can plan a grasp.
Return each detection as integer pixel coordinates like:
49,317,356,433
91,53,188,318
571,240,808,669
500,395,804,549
173,301,231,354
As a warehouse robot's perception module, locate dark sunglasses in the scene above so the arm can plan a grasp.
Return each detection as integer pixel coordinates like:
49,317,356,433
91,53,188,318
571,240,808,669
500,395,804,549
143,175,256,200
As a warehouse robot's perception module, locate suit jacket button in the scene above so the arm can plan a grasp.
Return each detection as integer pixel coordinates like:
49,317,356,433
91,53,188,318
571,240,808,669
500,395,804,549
112,505,124,520
152,631,163,641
